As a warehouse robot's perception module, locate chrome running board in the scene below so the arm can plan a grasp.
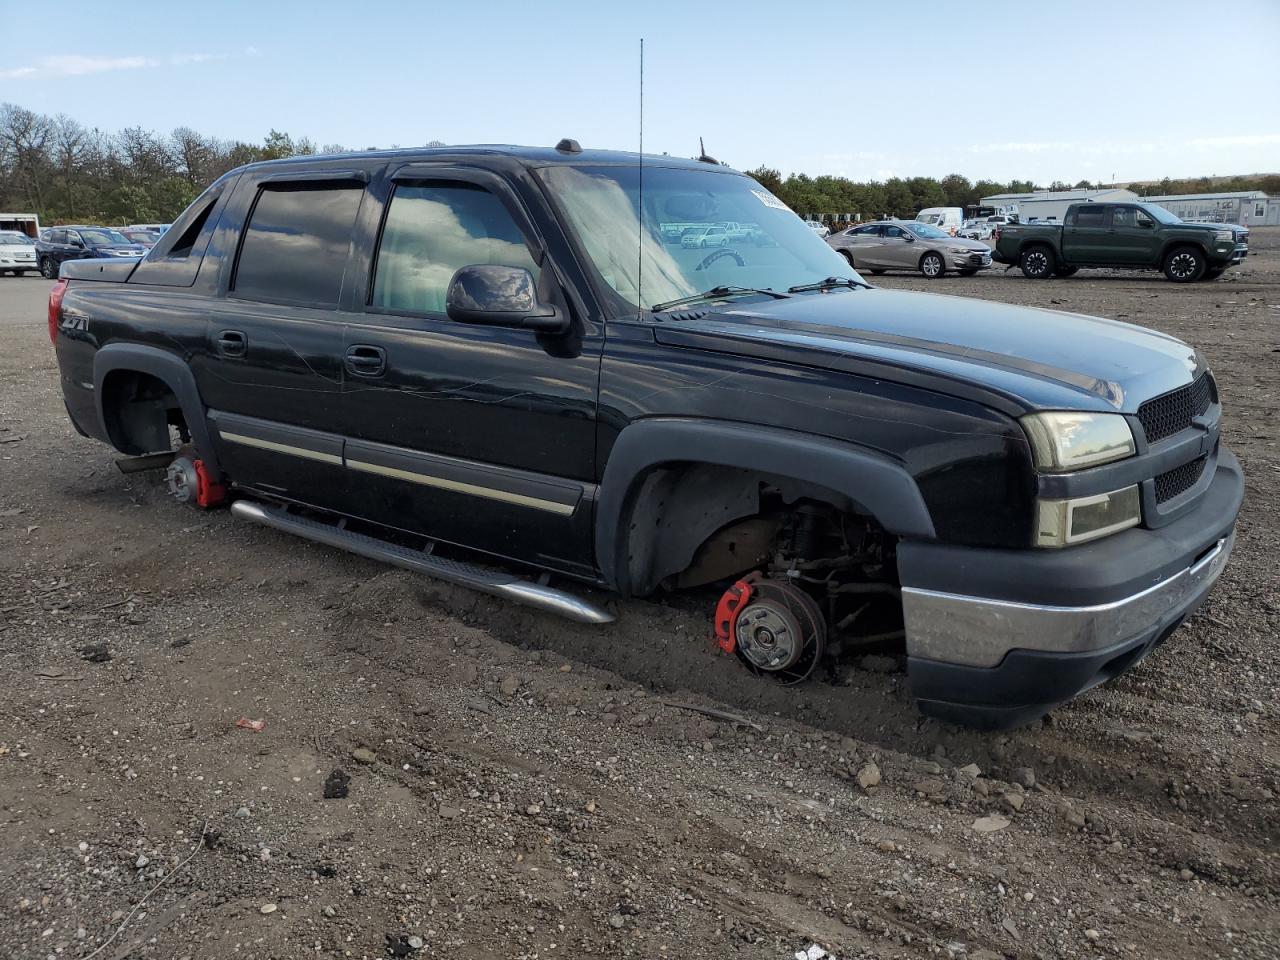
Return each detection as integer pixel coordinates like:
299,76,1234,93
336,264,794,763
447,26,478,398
230,500,614,625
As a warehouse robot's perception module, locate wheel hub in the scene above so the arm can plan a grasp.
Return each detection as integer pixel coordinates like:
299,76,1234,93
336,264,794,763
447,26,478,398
715,575,828,684
735,599,802,671
165,457,199,504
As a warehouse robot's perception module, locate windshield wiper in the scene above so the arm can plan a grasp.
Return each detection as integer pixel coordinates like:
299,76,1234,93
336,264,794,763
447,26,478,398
786,277,870,293
651,285,790,313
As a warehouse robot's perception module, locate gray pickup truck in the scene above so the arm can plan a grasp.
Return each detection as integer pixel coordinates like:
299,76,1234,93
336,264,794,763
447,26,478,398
995,201,1249,282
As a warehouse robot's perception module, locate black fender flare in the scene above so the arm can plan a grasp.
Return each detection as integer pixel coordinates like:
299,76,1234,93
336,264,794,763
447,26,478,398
595,417,936,594
92,343,221,476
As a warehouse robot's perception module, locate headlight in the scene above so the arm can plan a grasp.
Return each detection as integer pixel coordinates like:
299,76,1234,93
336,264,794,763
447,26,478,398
1021,412,1135,472
1214,229,1234,242
947,246,970,254
1036,486,1141,547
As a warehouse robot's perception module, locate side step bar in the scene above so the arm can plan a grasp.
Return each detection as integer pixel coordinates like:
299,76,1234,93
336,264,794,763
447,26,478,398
230,500,615,625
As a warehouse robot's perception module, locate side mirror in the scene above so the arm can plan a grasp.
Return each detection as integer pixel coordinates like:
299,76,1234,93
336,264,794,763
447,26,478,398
1138,219,1154,229
902,234,915,242
446,264,569,334
69,237,84,248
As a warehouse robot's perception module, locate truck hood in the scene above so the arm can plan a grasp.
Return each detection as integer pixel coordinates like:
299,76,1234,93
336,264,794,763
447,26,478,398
653,288,1203,414
1177,220,1248,236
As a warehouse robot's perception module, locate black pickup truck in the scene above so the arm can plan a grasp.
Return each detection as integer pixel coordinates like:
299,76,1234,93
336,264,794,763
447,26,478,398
49,144,1242,728
994,201,1249,282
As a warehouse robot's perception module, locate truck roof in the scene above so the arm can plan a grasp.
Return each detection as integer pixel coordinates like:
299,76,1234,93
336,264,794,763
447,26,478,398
233,144,731,175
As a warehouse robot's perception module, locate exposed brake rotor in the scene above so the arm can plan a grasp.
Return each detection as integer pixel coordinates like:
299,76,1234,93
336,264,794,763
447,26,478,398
165,455,199,504
715,574,827,685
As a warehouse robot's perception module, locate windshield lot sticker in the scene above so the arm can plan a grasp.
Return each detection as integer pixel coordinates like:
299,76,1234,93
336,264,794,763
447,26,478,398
751,189,791,211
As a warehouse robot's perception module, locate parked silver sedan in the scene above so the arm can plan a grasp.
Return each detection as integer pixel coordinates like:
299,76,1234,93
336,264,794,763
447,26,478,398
826,220,992,278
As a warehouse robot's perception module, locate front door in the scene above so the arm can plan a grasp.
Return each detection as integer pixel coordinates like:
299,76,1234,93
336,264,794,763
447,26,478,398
193,172,365,510
881,224,915,269
1107,205,1162,264
338,168,603,576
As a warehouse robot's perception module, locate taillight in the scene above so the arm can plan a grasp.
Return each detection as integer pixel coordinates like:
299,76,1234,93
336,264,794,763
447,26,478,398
48,279,68,345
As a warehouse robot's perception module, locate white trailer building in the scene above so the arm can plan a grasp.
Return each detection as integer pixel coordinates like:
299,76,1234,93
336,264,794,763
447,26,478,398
979,188,1139,223
1140,191,1279,227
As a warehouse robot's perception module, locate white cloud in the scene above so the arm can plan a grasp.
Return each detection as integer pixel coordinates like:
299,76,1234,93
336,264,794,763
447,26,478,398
0,50,246,80
1185,133,1280,148
968,141,1075,154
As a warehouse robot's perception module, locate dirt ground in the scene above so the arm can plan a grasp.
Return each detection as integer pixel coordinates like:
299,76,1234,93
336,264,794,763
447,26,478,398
0,235,1276,960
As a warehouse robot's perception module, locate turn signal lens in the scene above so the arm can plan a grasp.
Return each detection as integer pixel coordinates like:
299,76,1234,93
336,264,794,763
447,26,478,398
1036,485,1141,548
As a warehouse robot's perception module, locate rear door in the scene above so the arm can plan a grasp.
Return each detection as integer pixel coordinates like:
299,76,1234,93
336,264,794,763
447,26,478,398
836,224,881,268
336,163,603,574
1061,204,1110,261
194,168,368,510
1107,205,1162,264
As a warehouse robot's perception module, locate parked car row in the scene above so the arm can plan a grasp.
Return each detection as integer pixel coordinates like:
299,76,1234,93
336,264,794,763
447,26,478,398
34,226,148,278
826,219,993,278
662,220,765,246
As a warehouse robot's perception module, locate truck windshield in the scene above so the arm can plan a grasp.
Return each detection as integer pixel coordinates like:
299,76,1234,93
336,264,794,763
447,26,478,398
0,231,34,245
80,229,131,245
1139,203,1181,225
538,164,861,311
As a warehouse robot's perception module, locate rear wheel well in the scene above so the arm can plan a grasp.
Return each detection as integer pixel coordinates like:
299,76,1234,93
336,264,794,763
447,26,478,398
100,370,190,455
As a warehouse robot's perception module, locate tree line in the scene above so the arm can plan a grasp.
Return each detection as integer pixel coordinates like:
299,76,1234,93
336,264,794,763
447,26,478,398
2,102,1277,226
0,103,345,225
747,167,1280,222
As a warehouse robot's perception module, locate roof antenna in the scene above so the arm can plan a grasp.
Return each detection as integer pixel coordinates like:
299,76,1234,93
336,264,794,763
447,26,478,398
637,37,644,318
698,136,718,165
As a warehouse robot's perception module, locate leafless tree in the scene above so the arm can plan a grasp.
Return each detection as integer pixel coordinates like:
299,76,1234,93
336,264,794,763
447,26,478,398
0,102,53,210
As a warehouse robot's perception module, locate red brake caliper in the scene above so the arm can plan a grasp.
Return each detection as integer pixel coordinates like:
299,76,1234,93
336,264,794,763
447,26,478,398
193,459,228,509
713,574,758,654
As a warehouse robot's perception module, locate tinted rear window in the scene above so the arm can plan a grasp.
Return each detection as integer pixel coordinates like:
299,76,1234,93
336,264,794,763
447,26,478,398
232,182,363,306
1072,206,1106,227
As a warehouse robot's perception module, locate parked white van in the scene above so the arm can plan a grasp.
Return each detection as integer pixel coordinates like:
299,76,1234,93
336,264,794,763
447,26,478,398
914,207,964,236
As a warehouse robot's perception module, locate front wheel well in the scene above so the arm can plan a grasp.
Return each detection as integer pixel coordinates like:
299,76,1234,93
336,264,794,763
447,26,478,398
100,369,189,455
622,462,895,589
1161,240,1207,261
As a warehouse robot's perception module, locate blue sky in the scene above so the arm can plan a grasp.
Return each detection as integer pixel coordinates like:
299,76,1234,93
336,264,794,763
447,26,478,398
3,0,1277,185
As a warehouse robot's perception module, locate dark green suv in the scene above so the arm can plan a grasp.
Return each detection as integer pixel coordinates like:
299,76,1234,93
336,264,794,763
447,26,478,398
994,202,1249,282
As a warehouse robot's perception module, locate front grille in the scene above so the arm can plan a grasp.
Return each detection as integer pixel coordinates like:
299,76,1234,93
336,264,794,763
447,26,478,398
1154,456,1207,503
968,253,988,265
1137,374,1213,444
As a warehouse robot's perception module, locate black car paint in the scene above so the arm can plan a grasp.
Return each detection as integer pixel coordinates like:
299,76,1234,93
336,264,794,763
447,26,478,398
55,146,1221,579
50,147,1241,728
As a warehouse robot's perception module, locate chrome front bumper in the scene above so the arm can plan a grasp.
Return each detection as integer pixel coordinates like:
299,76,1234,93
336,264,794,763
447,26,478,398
902,531,1234,668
